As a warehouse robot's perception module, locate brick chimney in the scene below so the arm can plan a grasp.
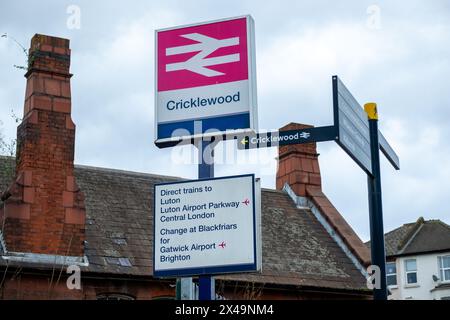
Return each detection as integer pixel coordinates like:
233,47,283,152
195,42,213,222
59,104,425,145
276,123,321,196
0,34,85,257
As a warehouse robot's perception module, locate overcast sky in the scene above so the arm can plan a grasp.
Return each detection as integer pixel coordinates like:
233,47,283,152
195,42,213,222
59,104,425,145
1,1,449,241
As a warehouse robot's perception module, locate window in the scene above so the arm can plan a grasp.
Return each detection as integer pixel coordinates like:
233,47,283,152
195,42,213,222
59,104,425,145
438,255,450,282
405,259,417,284
386,262,397,286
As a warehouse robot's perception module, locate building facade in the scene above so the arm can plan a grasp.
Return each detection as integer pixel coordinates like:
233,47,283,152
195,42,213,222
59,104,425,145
369,217,450,300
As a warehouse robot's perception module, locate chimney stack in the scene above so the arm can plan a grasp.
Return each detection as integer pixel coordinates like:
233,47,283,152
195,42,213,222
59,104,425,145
276,123,321,196
0,34,85,257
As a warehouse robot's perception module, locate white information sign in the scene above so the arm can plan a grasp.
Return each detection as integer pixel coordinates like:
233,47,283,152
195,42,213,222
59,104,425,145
153,174,261,277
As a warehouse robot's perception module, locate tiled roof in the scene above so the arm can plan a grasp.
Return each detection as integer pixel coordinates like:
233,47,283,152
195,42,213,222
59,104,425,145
366,217,450,257
306,185,371,266
0,156,367,291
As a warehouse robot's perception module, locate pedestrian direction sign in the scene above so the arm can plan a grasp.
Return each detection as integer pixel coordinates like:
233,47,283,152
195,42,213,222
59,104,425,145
237,125,336,150
333,75,373,175
153,174,261,277
332,76,400,174
379,131,400,170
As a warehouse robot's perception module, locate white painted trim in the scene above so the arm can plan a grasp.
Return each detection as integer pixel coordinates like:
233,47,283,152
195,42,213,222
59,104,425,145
282,183,368,277
155,15,253,33
2,251,89,267
0,230,7,254
282,183,308,209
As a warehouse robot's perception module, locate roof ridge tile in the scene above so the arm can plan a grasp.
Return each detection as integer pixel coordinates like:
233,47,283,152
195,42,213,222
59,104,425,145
397,217,425,251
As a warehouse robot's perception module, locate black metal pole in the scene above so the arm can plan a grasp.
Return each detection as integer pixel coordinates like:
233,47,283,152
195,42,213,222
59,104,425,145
365,103,387,300
198,139,215,300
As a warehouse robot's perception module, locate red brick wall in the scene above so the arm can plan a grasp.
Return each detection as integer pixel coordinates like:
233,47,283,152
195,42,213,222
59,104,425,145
0,34,85,256
0,271,175,300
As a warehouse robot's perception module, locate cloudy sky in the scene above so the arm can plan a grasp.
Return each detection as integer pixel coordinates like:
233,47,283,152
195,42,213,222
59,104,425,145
0,1,449,241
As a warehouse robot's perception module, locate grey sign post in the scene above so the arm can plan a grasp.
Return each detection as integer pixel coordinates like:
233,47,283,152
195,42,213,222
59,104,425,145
332,76,400,300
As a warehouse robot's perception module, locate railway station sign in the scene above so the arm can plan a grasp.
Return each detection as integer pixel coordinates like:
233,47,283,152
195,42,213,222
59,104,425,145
155,16,257,146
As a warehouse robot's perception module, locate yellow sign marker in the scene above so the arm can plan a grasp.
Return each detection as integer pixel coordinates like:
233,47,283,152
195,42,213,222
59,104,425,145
364,102,378,120
240,137,248,145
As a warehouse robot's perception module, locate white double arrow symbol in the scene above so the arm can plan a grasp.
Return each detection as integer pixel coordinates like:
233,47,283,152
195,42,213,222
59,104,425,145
165,33,240,77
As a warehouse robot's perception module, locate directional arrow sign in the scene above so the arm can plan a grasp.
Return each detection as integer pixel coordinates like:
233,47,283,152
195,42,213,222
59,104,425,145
237,126,336,150
379,131,400,170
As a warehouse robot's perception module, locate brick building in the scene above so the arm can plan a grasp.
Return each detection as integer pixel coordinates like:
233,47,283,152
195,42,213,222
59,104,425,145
0,34,371,300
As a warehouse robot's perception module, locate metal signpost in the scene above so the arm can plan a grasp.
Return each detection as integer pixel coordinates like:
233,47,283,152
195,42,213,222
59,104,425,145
364,103,388,300
154,16,259,301
332,76,400,300
236,75,400,300
197,141,215,300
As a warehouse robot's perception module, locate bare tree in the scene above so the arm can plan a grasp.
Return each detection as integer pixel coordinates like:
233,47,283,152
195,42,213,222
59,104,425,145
0,119,17,198
1,33,29,71
0,119,16,158
0,32,25,157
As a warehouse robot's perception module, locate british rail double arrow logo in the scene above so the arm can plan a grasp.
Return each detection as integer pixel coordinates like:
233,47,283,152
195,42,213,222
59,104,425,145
165,33,240,77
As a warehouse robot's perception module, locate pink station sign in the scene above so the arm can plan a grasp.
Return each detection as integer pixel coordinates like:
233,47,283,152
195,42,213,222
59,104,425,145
155,16,257,144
